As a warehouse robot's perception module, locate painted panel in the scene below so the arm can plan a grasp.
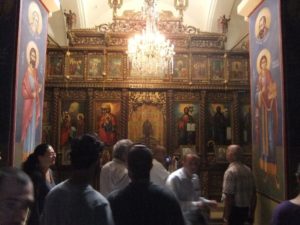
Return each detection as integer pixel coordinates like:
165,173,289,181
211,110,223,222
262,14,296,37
249,0,285,200
14,0,48,163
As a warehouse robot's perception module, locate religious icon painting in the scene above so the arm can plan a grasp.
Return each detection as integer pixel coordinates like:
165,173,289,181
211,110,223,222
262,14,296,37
47,51,64,76
68,52,85,77
107,53,123,78
174,103,199,147
255,7,271,41
173,54,189,80
191,54,209,81
60,100,87,165
87,53,104,78
94,102,121,146
28,1,43,36
206,103,231,147
229,58,248,81
210,57,224,80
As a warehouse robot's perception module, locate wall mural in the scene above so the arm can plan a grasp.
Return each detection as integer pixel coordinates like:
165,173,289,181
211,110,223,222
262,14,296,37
249,0,285,201
14,0,48,163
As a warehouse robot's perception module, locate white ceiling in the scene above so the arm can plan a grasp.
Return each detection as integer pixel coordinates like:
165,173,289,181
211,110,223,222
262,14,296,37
48,0,248,49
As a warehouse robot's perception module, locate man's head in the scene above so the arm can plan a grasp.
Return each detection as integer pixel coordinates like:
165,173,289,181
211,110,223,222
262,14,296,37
0,167,34,225
259,16,267,32
70,134,104,170
128,144,153,181
29,48,37,68
184,107,189,114
182,153,200,177
112,139,133,162
152,145,167,165
226,145,242,163
216,106,222,113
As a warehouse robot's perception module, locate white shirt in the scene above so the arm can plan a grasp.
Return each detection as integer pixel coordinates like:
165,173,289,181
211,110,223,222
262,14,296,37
100,158,130,197
166,168,201,212
150,159,169,186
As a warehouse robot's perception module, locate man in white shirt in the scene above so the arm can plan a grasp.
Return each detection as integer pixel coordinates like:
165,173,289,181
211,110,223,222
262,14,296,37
150,145,169,186
100,139,133,197
166,152,217,225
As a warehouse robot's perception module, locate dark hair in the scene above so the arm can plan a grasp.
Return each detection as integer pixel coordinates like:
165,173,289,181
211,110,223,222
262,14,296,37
22,143,52,175
128,144,153,180
70,134,104,169
0,167,31,192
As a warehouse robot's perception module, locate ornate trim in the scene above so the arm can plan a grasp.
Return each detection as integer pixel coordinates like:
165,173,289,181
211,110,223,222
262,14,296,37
128,92,166,116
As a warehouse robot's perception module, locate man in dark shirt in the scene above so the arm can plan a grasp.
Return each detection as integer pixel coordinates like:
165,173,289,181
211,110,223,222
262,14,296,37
108,144,185,225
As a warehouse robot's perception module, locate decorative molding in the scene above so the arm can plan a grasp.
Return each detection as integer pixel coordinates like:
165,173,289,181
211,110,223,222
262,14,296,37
128,91,166,116
94,90,122,99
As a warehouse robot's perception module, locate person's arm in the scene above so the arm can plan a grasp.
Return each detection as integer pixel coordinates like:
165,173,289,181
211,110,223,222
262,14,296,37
222,170,235,225
166,176,200,211
248,187,257,224
95,203,115,225
222,193,234,225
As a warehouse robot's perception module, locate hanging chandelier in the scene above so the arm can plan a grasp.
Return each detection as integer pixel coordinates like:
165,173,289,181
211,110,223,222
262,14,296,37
127,0,175,76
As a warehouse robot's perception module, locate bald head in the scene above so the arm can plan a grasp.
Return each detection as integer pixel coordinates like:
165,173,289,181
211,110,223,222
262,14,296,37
152,145,166,164
182,153,200,177
226,145,242,163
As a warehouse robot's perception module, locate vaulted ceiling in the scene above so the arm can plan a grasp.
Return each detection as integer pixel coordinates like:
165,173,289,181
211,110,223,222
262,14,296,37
48,0,248,50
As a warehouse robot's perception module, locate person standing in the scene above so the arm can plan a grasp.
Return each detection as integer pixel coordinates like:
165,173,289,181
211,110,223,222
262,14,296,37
166,152,217,225
150,145,169,186
108,144,185,225
271,163,300,225
222,145,256,225
22,143,56,225
100,139,133,197
41,134,114,225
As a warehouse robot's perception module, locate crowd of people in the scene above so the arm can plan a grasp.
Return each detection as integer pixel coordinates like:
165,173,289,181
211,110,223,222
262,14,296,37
0,135,299,225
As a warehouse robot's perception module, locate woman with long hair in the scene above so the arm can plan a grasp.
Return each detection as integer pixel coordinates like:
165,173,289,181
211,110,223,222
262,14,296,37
22,143,56,225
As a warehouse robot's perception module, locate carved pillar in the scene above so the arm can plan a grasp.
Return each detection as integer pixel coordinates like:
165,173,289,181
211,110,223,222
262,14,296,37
53,88,60,151
121,89,129,139
232,92,239,144
199,91,206,157
87,88,94,133
166,90,173,154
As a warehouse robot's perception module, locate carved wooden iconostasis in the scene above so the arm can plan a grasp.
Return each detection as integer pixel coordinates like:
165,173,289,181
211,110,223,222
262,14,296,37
45,10,251,199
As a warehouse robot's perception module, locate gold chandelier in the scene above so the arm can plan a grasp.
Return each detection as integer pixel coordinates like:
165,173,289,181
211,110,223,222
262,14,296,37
127,0,175,76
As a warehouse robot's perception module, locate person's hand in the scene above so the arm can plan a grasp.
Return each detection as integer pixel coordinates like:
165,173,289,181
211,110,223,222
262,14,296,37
206,200,218,209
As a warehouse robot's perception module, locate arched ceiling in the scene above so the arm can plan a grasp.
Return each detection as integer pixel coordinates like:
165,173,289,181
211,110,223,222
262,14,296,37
48,0,247,49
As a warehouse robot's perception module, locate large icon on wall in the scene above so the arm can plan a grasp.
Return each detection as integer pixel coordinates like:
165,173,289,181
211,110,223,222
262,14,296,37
174,103,198,147
94,102,121,146
250,0,285,201
60,101,87,165
206,103,231,147
14,0,48,164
